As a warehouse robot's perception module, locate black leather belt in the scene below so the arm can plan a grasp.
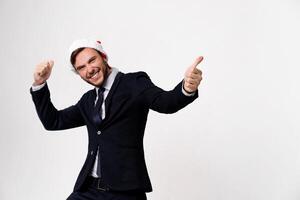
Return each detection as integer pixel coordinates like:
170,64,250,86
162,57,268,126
86,176,110,191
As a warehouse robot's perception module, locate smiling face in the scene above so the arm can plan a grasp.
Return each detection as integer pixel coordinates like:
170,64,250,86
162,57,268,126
73,48,111,87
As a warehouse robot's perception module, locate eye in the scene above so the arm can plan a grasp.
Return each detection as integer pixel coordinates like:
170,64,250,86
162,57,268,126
76,66,85,71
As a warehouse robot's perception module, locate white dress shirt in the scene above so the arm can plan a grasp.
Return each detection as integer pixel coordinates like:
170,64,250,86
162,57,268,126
90,67,119,177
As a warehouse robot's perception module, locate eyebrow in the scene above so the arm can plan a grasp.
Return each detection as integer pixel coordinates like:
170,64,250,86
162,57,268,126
88,56,96,63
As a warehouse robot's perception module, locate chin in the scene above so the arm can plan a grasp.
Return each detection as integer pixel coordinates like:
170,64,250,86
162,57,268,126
91,78,104,87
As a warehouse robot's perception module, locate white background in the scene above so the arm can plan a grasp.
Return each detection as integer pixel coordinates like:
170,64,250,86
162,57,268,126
0,0,300,199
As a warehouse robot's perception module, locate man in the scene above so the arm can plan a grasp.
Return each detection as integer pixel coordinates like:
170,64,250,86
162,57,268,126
31,39,203,200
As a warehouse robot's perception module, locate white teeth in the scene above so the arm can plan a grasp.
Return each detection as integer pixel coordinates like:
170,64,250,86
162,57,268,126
91,72,98,79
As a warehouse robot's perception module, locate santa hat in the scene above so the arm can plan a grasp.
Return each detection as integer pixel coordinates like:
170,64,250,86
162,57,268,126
69,38,108,66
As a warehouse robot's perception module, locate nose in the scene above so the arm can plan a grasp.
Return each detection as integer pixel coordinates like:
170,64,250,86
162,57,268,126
87,64,95,75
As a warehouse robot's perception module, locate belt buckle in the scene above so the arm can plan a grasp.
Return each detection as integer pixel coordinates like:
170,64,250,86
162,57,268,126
97,178,108,191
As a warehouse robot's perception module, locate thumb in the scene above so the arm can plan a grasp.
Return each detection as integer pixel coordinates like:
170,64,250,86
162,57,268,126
48,60,54,68
191,56,204,70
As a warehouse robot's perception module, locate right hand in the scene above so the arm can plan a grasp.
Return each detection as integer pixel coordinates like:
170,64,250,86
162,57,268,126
33,60,54,86
183,56,203,93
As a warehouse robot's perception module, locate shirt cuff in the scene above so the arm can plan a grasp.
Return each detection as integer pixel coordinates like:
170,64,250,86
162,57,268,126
31,82,46,91
181,82,195,97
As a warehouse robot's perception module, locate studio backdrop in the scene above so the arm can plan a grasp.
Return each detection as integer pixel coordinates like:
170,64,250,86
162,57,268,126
0,0,299,199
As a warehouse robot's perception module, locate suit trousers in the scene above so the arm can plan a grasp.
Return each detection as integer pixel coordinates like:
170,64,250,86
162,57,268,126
66,177,147,200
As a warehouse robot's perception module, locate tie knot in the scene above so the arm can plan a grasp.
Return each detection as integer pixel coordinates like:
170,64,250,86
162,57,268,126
97,87,105,96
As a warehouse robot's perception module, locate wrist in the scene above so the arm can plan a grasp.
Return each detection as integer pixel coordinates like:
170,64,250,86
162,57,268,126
183,83,195,94
31,82,46,92
33,80,45,86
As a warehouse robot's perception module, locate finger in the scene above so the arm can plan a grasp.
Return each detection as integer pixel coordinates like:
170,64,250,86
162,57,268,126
193,68,202,75
36,65,44,74
37,70,44,77
185,76,201,85
184,82,197,92
185,77,200,85
38,64,49,76
39,68,47,76
187,71,202,80
191,56,204,70
48,60,54,68
184,82,194,89
43,60,54,72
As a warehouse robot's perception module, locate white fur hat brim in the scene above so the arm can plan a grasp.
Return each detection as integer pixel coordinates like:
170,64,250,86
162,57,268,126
69,39,108,67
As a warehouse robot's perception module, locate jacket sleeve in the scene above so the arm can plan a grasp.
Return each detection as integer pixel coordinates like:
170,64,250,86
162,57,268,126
30,83,85,131
136,72,198,114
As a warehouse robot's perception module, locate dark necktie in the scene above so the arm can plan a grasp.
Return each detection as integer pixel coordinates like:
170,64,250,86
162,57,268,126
92,87,105,127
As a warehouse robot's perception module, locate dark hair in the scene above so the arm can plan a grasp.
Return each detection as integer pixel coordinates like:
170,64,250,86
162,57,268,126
70,47,85,66
70,48,107,68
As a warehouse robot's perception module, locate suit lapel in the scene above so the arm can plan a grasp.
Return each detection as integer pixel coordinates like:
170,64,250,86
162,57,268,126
84,88,96,112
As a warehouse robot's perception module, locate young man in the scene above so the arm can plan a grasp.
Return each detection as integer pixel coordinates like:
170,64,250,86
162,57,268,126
31,39,203,200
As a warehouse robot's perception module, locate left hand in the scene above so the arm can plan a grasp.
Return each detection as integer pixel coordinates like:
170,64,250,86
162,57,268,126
183,56,203,93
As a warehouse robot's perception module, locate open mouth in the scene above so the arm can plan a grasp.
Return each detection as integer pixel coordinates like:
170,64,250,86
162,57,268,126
89,71,100,80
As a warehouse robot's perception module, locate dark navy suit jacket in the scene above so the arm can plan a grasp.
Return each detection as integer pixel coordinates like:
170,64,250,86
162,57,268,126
31,71,198,192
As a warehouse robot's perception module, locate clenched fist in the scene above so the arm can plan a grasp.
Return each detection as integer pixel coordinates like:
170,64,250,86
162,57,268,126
183,56,203,93
33,60,54,86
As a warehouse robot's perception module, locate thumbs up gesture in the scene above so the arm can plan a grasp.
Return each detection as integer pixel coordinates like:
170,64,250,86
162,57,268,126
33,60,54,86
183,56,203,93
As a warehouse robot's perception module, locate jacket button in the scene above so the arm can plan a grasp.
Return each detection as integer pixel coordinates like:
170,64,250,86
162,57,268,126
90,151,94,155
97,131,101,135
